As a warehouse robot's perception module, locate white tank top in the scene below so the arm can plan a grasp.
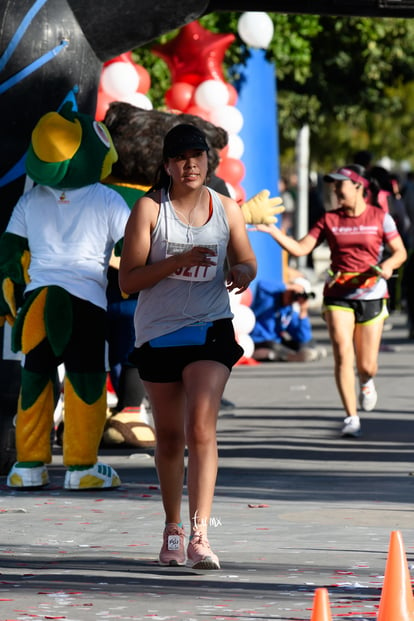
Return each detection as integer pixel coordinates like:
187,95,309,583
134,186,233,347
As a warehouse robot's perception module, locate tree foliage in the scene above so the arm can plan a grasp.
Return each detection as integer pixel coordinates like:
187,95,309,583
132,13,414,169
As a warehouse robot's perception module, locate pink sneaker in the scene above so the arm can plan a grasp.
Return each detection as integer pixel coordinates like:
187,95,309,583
159,523,186,566
187,530,220,570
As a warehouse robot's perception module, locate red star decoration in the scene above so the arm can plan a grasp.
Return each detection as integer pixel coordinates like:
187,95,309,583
152,21,235,86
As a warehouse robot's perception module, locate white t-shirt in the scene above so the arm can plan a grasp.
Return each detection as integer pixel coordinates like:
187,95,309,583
6,183,130,309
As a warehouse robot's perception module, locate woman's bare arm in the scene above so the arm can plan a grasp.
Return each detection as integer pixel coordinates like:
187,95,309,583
379,235,407,279
254,223,317,257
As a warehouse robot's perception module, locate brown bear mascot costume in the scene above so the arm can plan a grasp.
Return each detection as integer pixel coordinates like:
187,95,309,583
101,102,284,447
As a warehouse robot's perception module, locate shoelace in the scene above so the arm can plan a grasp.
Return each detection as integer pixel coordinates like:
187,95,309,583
166,524,184,536
190,530,210,550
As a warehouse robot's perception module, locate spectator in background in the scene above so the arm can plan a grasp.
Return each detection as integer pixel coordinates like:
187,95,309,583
251,276,326,362
401,171,414,337
307,173,326,269
369,167,410,241
369,166,410,312
402,171,414,246
353,150,374,171
279,175,296,234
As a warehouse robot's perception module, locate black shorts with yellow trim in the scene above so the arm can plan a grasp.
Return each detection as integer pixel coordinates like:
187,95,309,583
129,318,244,383
322,298,389,325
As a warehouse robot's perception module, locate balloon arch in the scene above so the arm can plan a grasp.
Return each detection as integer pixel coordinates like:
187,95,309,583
96,12,277,209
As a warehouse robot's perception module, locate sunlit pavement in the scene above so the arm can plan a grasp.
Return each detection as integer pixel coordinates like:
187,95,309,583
1,311,413,620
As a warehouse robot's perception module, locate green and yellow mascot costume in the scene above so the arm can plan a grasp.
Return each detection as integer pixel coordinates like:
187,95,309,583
0,102,131,490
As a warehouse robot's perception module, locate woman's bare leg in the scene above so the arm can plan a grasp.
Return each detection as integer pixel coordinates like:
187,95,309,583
143,380,186,525
354,319,384,384
325,309,357,417
182,359,229,533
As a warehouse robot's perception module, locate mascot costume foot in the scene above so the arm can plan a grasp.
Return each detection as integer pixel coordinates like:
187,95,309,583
0,103,132,490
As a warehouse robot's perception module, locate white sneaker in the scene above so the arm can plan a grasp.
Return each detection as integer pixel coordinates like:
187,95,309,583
359,379,377,411
64,462,121,490
284,347,319,362
316,346,328,359
7,463,49,488
341,416,361,437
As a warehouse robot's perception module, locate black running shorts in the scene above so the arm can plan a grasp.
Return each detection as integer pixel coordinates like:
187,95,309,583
322,298,389,325
129,318,243,382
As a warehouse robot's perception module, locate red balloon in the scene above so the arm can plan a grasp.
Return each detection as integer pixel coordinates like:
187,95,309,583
240,287,253,307
226,83,238,106
165,82,195,112
103,52,133,68
135,64,151,94
216,157,245,186
234,184,246,204
185,104,212,122
219,144,229,159
118,52,134,64
152,22,235,86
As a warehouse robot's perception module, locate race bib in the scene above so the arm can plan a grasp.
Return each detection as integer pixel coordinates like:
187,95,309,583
166,241,218,282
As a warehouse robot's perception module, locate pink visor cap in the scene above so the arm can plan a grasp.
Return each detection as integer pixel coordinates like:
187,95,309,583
323,167,369,188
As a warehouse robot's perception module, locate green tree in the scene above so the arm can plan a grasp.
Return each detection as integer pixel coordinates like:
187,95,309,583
294,17,414,167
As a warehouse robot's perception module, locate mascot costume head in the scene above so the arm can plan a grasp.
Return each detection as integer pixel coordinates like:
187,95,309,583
1,102,131,490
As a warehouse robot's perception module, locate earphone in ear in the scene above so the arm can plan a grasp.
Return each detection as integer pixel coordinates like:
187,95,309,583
167,168,171,175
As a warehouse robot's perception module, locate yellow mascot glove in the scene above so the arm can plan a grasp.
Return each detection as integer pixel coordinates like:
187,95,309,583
241,190,285,225
21,249,31,284
1,277,17,326
0,250,32,326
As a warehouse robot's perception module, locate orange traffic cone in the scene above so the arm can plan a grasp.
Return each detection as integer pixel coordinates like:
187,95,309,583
310,588,333,621
377,530,414,621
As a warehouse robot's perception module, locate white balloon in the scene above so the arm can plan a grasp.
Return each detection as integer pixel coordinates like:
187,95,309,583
232,304,256,335
229,290,242,311
237,12,274,49
237,333,255,358
195,79,229,111
227,133,245,159
101,62,140,99
122,91,153,110
210,105,244,135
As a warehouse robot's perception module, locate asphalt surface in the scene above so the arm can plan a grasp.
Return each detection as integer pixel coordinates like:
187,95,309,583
1,310,414,621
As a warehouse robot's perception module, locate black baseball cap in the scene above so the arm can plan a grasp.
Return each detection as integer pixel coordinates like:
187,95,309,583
163,124,209,159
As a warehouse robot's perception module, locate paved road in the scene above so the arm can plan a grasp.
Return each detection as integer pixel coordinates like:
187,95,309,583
0,311,413,620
